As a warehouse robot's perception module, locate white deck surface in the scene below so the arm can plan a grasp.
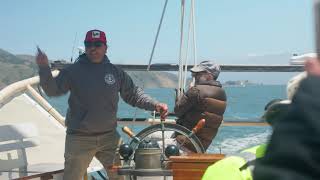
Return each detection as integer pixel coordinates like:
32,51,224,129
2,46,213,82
0,94,174,179
0,94,104,177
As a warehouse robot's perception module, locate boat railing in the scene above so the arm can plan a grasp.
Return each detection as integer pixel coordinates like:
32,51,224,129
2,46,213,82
0,70,65,127
51,62,304,72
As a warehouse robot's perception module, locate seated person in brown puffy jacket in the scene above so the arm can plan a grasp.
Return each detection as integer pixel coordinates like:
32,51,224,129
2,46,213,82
174,61,227,152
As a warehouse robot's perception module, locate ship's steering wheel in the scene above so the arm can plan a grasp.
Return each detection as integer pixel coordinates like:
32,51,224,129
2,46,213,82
121,118,206,167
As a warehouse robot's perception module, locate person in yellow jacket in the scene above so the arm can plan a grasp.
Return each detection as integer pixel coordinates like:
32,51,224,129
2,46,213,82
202,143,267,180
202,72,305,180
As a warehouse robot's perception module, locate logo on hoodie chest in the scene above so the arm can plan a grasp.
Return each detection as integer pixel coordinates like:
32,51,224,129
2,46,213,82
104,74,116,85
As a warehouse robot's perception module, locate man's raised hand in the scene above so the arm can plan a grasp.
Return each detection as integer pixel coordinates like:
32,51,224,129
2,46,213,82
36,46,49,66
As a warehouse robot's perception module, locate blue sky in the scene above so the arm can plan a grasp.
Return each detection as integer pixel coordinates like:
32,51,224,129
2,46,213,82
0,0,315,84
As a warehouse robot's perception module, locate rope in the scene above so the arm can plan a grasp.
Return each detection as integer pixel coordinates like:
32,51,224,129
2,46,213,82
178,0,186,97
70,32,78,62
182,3,194,91
184,0,197,89
132,0,169,126
178,0,198,94
147,0,169,71
191,0,198,66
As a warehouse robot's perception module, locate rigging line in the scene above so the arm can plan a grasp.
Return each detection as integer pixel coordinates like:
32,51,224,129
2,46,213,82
133,0,169,124
131,0,169,125
188,0,197,87
147,0,169,71
191,0,198,65
182,3,194,91
70,32,78,62
178,0,186,97
181,0,196,91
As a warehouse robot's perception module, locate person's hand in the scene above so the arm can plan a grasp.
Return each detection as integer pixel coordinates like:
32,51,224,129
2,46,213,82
174,88,184,104
155,103,169,120
305,57,320,76
36,46,49,66
188,79,195,89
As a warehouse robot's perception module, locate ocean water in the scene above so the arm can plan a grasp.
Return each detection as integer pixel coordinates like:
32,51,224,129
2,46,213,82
47,85,286,154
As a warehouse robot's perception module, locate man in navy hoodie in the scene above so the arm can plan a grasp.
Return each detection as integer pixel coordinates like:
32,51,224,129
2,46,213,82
36,29,168,180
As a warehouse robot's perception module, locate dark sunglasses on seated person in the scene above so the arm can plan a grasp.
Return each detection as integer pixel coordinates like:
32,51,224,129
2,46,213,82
191,71,208,77
84,41,105,48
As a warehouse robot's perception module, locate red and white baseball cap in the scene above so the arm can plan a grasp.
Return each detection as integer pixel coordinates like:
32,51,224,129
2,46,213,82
84,29,107,44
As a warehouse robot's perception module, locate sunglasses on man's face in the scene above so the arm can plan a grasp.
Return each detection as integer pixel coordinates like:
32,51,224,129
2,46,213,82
84,42,105,48
192,71,207,77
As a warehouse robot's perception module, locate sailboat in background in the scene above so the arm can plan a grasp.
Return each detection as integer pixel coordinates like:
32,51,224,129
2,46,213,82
290,53,317,65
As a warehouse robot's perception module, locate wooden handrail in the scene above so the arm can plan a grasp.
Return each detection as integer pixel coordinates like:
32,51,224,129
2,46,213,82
0,70,65,127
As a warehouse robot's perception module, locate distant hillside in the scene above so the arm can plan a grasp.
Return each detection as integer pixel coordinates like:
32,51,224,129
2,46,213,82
223,80,262,86
0,49,178,89
127,71,178,88
0,49,38,89
16,54,36,62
